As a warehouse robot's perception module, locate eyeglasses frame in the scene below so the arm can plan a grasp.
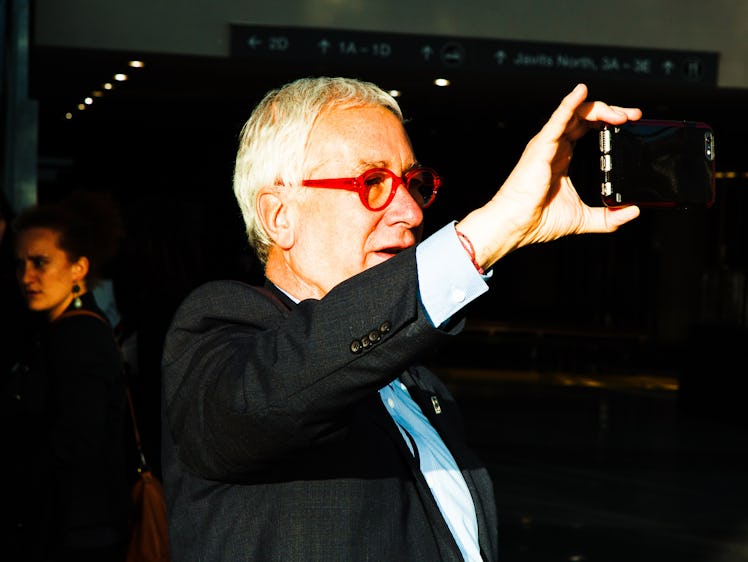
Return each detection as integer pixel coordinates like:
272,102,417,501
301,166,441,211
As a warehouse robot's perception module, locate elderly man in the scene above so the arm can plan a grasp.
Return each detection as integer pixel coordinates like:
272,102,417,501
161,76,640,561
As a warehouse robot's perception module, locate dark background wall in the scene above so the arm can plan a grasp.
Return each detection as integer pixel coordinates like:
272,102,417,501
4,0,748,359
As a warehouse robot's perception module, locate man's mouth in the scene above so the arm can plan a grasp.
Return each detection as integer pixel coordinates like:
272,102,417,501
379,247,402,255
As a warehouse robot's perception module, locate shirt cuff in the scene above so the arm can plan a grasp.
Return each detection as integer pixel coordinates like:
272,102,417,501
416,222,491,327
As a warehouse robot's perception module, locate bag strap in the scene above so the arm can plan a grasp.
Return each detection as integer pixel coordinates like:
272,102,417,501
126,381,148,471
57,308,109,324
58,308,149,471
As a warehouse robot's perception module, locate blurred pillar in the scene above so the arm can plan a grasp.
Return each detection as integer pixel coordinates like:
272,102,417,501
2,0,38,213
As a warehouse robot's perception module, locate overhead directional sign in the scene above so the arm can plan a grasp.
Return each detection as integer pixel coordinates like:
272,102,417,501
230,24,718,85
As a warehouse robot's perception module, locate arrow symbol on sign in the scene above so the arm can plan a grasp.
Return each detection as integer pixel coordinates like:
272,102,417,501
247,35,263,49
440,42,465,67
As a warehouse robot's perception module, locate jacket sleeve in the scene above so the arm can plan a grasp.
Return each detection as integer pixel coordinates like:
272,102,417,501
162,248,464,479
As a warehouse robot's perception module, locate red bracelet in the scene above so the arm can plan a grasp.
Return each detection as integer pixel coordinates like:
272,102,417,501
455,229,484,274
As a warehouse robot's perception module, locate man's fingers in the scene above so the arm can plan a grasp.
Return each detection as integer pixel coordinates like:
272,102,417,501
539,83,589,140
596,205,641,232
577,101,643,125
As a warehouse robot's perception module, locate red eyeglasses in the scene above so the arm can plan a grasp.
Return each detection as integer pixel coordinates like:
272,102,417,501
301,167,441,212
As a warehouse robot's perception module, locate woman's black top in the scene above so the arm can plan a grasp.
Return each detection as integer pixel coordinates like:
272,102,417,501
1,292,131,561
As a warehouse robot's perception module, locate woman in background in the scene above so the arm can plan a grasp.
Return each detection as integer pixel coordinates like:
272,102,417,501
3,191,130,562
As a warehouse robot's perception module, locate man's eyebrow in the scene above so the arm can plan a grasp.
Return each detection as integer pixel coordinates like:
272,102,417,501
358,159,387,171
357,160,421,173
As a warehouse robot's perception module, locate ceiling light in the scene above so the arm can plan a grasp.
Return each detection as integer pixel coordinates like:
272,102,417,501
128,60,145,68
114,73,128,82
434,78,451,87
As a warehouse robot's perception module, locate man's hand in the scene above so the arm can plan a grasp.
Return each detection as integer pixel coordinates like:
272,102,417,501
456,83,642,271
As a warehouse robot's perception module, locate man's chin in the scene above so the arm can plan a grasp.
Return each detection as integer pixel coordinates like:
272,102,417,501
369,252,398,267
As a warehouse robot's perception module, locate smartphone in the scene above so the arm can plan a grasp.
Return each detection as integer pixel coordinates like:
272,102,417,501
599,119,716,208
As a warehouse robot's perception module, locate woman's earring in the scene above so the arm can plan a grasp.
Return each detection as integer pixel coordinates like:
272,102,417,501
72,283,82,309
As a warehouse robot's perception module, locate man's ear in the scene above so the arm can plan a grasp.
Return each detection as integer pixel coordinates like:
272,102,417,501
257,188,294,249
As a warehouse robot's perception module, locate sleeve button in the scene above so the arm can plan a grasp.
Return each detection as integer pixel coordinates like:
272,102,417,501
450,287,466,303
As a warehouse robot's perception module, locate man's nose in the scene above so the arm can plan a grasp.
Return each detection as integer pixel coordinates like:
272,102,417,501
391,182,425,220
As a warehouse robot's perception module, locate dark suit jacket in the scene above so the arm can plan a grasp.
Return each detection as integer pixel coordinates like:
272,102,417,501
161,248,498,561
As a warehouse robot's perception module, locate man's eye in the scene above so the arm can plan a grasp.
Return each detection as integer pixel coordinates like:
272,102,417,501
364,172,387,187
